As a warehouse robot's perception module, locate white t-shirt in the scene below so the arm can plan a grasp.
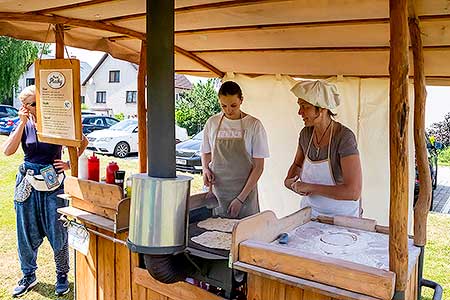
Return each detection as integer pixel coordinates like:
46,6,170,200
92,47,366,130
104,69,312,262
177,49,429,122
201,113,270,158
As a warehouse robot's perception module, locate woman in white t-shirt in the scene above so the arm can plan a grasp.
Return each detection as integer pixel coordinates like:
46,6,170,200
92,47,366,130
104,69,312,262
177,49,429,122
201,81,270,218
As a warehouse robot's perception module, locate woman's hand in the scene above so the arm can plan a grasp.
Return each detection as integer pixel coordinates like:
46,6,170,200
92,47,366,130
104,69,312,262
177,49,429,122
53,159,70,172
227,198,243,218
284,175,299,190
291,181,312,196
18,107,29,123
203,168,215,187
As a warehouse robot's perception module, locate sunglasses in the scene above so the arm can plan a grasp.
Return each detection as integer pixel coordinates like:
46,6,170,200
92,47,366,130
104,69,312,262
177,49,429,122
26,102,36,107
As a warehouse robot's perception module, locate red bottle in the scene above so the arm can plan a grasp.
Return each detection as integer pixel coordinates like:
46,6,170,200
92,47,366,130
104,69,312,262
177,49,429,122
88,153,100,182
106,162,119,184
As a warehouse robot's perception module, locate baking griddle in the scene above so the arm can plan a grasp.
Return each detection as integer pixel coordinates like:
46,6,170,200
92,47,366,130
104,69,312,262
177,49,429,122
188,221,230,258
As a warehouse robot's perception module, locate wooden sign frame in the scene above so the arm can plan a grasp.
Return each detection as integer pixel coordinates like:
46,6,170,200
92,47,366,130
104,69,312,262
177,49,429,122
35,59,82,147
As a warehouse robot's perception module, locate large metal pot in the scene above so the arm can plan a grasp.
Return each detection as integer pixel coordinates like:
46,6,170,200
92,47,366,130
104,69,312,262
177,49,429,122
127,174,192,254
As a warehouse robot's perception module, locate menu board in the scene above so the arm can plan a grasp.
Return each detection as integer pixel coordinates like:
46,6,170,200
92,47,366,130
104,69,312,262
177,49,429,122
35,59,82,147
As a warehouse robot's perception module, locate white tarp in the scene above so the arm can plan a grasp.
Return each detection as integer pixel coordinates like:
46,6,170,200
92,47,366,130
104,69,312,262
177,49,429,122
225,74,415,227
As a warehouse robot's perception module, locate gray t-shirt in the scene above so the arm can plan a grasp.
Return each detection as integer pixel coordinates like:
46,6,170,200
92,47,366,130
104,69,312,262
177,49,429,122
299,122,359,184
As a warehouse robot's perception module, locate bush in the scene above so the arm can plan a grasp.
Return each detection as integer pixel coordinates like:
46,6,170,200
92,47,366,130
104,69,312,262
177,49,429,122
114,112,125,121
438,146,450,166
175,79,221,136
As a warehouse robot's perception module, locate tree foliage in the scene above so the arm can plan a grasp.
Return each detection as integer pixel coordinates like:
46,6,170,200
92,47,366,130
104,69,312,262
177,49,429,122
175,79,221,136
428,112,450,147
0,37,41,104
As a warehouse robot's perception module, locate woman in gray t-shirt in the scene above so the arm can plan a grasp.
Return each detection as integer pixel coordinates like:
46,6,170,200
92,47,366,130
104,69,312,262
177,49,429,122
284,80,362,217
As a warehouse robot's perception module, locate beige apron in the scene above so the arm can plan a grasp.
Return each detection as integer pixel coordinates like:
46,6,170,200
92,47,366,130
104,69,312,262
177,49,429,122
300,122,359,218
211,113,259,218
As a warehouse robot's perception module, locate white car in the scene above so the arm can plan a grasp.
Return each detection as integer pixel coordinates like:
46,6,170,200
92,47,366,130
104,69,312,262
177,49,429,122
87,119,188,158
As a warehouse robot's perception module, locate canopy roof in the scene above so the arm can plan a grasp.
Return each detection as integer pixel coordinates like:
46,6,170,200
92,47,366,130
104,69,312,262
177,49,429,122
1,0,450,82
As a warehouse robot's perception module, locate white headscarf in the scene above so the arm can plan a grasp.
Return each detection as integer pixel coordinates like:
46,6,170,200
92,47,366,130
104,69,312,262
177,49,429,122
290,80,341,110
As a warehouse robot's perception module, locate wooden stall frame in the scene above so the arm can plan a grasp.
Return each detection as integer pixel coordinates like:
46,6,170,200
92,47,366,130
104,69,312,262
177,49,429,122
389,0,410,294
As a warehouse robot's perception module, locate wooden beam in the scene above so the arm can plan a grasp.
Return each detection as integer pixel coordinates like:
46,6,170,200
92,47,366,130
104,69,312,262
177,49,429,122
409,6,431,247
175,0,288,13
100,0,288,22
175,14,450,35
190,45,450,54
389,0,410,294
55,23,79,177
175,45,224,77
55,24,65,59
0,12,146,40
100,13,145,23
137,41,147,173
31,0,115,15
107,35,134,41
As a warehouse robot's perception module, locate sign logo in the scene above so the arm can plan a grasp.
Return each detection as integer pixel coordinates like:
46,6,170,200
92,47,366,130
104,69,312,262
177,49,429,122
47,72,65,89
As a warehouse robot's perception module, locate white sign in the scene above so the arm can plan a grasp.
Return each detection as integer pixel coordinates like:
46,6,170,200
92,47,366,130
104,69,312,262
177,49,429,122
67,222,90,256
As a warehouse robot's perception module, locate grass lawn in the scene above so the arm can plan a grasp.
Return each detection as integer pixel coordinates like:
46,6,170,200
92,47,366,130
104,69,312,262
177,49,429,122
0,134,448,299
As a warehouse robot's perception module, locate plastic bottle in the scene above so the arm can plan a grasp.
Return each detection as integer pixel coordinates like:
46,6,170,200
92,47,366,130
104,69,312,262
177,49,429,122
125,173,133,198
106,162,119,184
78,153,89,180
88,153,100,182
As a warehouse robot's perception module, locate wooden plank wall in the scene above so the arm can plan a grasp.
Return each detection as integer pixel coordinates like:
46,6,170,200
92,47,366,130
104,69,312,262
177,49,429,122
76,229,224,300
248,275,334,300
76,229,135,300
247,261,419,300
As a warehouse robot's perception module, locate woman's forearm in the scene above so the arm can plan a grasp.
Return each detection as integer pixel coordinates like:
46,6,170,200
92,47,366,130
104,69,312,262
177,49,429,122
201,153,212,170
2,121,25,156
238,158,264,201
309,183,361,200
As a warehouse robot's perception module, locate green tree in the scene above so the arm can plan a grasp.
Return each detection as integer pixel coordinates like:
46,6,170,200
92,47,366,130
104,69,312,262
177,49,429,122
175,78,221,135
0,37,41,104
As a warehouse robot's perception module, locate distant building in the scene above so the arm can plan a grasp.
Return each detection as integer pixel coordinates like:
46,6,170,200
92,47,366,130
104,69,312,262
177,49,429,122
82,54,193,117
14,54,92,108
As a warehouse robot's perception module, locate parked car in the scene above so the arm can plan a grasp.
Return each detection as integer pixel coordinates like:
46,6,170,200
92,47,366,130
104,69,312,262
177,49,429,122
87,119,139,158
81,110,97,116
0,116,19,135
87,119,189,158
175,130,203,173
82,115,119,134
414,136,441,209
0,104,18,118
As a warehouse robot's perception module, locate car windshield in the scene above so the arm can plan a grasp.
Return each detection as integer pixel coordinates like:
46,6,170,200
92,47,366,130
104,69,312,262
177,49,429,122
109,119,137,131
192,130,203,140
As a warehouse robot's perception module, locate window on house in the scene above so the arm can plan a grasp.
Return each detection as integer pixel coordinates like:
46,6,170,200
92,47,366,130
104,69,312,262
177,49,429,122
126,91,137,103
80,96,85,104
96,91,106,103
26,78,35,86
109,70,120,83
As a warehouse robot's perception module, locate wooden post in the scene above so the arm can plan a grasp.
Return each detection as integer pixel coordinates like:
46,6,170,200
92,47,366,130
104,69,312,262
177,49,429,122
389,0,409,294
55,24,64,59
137,41,147,173
409,9,431,247
55,23,79,177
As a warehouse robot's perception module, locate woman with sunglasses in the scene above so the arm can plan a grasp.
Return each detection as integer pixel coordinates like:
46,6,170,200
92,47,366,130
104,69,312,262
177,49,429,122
2,85,88,297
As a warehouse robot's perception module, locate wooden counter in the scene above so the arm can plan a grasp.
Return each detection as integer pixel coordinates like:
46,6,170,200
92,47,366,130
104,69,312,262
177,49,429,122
231,209,420,300
59,177,420,300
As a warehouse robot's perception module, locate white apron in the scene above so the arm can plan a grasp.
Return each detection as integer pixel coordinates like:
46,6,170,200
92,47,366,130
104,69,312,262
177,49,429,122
300,122,359,218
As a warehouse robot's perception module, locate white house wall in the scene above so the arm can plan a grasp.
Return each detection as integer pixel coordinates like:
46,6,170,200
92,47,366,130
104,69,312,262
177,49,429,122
14,66,35,108
83,56,138,117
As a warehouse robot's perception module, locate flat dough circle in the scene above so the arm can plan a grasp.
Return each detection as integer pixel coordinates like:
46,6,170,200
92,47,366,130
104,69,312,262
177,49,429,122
191,231,232,250
197,217,239,233
320,232,357,246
